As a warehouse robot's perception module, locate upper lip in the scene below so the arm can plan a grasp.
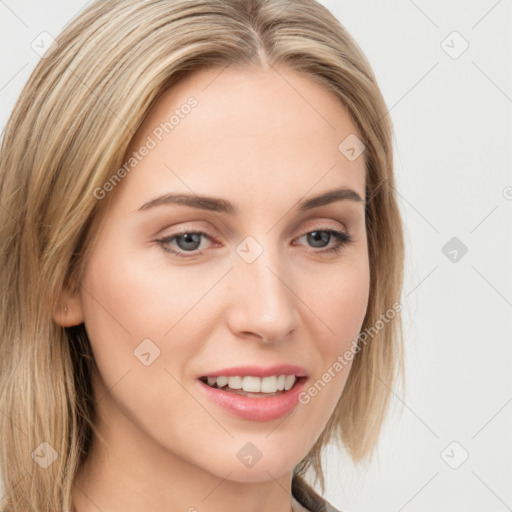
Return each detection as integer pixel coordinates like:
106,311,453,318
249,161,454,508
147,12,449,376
199,365,308,378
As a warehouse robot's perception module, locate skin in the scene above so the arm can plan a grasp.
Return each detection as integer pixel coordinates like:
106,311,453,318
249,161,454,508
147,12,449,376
55,64,370,512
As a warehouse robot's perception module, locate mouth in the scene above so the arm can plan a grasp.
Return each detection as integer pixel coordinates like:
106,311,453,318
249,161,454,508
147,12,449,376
198,374,308,398
197,372,309,421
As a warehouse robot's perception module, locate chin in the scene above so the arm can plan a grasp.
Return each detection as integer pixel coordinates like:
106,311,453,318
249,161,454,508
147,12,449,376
211,461,294,484
178,435,304,484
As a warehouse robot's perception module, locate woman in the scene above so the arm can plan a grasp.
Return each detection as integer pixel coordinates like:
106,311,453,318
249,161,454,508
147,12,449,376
0,1,404,511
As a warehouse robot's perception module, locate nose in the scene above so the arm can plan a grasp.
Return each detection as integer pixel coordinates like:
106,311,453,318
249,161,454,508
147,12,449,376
224,242,300,344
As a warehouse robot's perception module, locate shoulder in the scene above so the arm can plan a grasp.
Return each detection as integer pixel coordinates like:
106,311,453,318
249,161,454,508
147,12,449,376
292,492,343,512
292,474,343,512
324,500,343,512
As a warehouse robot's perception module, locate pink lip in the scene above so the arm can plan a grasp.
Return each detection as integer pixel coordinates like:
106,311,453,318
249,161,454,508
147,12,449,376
198,364,308,378
197,376,308,421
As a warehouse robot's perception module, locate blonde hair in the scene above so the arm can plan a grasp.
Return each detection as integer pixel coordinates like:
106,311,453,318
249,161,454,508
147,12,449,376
0,0,404,510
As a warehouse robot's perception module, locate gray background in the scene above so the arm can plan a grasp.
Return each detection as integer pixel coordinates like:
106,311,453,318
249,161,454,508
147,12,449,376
1,1,511,511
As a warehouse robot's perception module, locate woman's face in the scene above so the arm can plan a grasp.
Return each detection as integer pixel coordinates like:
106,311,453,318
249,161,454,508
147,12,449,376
73,65,369,482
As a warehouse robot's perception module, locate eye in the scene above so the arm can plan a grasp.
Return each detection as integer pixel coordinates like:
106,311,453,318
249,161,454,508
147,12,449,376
294,228,353,255
156,227,353,258
156,230,215,257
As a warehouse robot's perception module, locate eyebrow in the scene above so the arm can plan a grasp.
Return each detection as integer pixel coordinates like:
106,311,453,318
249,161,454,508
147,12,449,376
137,186,365,214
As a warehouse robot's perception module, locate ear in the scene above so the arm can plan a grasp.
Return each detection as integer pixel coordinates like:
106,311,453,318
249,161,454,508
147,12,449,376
51,286,85,327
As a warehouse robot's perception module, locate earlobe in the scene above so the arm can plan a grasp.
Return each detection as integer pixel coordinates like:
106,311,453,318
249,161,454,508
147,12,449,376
52,291,85,327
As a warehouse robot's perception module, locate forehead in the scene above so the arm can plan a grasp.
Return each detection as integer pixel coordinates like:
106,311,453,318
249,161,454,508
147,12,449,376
118,65,366,210
134,64,361,150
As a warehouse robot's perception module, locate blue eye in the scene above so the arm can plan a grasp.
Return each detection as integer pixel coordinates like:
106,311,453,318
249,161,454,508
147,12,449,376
172,232,203,251
296,229,353,254
156,231,210,256
156,228,352,257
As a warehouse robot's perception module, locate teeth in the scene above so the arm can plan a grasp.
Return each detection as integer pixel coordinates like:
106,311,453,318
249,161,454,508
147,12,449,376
216,376,228,388
228,376,242,389
284,375,296,391
261,376,277,393
243,376,261,392
204,374,298,393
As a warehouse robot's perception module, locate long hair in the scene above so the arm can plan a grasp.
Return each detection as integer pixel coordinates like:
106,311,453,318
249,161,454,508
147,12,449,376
0,1,404,510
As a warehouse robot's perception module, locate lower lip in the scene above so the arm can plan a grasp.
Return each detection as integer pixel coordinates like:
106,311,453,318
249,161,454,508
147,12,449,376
197,377,308,421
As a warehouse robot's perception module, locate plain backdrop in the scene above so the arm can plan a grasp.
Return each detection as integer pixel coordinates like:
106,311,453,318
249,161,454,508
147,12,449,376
1,1,511,511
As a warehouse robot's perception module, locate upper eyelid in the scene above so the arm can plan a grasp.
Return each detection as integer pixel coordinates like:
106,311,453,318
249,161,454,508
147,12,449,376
159,224,347,237
157,217,348,238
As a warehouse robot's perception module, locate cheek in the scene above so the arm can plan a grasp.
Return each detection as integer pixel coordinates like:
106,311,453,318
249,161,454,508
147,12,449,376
325,270,368,322
78,237,234,415
80,237,228,345
78,242,217,441
294,257,369,418
304,256,370,353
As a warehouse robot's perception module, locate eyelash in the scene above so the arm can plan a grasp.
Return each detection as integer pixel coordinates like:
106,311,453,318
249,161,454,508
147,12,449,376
155,227,353,258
